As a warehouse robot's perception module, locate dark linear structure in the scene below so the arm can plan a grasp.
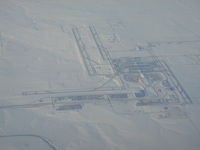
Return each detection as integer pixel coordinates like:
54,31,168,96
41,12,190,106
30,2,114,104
148,48,192,104
89,25,126,89
72,27,96,76
0,102,51,109
0,134,58,150
162,61,192,104
89,25,109,61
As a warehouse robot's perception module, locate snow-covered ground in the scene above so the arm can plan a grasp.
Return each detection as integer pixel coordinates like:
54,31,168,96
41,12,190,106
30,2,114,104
0,0,200,150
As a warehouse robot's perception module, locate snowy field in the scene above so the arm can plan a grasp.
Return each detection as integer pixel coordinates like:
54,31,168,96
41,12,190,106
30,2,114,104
0,0,200,150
